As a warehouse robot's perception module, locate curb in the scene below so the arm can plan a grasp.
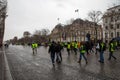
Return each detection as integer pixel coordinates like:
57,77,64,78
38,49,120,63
3,49,13,80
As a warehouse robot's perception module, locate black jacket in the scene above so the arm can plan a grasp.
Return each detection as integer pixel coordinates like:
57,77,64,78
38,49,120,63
48,43,56,53
55,43,62,53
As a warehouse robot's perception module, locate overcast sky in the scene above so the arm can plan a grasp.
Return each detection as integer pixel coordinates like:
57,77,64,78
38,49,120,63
4,0,119,40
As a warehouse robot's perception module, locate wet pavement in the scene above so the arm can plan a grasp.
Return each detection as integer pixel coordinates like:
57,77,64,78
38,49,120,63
5,45,120,80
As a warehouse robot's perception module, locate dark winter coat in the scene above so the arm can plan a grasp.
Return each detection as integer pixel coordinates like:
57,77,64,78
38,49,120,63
48,42,56,53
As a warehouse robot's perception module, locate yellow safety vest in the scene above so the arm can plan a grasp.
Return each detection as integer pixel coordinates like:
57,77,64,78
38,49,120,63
80,45,86,54
101,43,104,49
67,44,71,49
74,43,78,48
110,43,114,52
72,42,74,47
32,43,38,48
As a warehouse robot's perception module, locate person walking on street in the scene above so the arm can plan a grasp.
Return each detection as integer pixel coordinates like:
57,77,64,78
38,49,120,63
108,40,117,60
89,41,94,53
55,42,63,63
85,41,90,55
98,40,106,63
31,42,38,55
78,42,88,64
48,41,56,67
67,42,71,56
74,41,78,55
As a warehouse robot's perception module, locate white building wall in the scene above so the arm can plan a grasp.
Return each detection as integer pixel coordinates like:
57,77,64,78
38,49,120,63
103,5,120,43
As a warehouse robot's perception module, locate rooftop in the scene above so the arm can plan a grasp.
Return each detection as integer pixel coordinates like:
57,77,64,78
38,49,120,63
107,5,120,10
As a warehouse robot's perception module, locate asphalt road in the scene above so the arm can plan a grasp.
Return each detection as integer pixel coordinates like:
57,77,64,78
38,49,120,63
5,45,120,80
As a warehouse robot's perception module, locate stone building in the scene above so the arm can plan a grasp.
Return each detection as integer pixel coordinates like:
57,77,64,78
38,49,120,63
0,0,7,47
50,18,103,42
103,5,120,43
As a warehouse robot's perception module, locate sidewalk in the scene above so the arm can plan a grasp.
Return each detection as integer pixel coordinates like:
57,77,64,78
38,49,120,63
0,48,4,80
0,47,13,80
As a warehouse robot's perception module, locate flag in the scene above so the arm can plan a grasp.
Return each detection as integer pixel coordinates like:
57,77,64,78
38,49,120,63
75,9,79,12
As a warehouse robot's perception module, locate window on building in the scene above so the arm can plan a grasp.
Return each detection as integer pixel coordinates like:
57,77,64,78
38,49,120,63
81,32,84,35
117,24,119,29
111,17,113,22
117,16,119,20
111,32,113,38
117,32,119,37
119,9,120,11
105,18,107,23
105,26,108,29
105,33,107,38
110,25,113,29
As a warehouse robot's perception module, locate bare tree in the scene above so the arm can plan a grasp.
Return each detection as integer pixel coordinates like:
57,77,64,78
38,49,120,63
88,10,102,23
41,29,50,36
23,31,31,44
23,31,31,37
33,30,41,36
88,10,102,42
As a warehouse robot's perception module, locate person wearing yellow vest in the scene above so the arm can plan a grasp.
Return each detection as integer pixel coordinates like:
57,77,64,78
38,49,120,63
98,40,106,63
108,40,116,60
31,42,38,55
67,42,71,56
74,41,78,55
114,40,118,50
78,42,88,64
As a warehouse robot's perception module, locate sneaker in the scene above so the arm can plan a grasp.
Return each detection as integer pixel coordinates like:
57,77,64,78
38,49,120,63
98,60,104,63
77,60,81,63
101,61,104,63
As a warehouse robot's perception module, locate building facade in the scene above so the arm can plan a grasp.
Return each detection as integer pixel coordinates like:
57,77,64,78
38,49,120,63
103,5,120,43
0,0,7,47
50,19,103,42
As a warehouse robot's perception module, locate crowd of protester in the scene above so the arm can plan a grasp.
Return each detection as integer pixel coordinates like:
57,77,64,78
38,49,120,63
47,39,119,67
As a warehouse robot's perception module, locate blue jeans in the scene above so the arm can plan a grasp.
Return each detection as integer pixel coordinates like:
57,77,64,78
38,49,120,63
79,53,87,61
56,52,62,62
100,51,104,62
51,52,55,63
